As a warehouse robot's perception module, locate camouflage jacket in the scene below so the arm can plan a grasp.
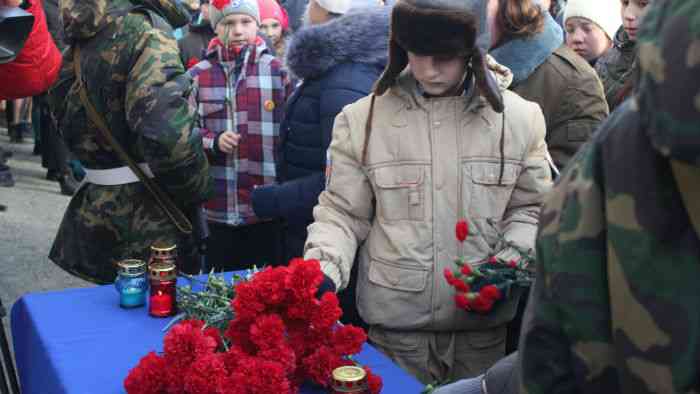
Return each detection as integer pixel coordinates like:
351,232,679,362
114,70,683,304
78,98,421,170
48,0,213,283
594,26,637,112
521,1,700,392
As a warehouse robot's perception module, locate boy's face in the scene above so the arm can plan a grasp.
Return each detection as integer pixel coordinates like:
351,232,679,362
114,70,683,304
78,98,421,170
216,14,259,48
565,17,612,62
260,18,283,44
621,0,651,42
407,52,467,97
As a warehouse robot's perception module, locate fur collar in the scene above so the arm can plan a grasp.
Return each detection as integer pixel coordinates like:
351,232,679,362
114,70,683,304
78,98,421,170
284,7,390,79
489,13,563,85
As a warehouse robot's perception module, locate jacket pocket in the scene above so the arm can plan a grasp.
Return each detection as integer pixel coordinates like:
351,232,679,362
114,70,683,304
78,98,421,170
200,100,227,117
465,161,520,219
358,257,432,329
566,120,594,142
373,165,425,221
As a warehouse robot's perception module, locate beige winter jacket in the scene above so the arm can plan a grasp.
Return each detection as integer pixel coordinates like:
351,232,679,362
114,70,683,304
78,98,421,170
304,61,552,332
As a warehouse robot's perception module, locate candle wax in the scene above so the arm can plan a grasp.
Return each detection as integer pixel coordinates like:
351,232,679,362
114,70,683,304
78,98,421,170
120,287,145,308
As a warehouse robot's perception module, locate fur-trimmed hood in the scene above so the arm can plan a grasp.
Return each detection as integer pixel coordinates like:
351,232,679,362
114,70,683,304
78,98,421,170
284,6,390,80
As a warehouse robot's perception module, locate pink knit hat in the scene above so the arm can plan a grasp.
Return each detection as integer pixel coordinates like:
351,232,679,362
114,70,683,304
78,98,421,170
257,0,289,31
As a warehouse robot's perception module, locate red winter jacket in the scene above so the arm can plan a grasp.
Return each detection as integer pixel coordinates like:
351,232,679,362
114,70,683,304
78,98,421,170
0,0,61,100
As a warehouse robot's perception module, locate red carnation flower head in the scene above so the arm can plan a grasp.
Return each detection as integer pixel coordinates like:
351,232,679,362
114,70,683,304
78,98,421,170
183,353,228,394
332,325,367,356
508,260,518,268
163,320,217,371
211,0,229,10
364,366,384,394
453,279,469,293
454,293,470,310
480,285,501,301
124,352,168,394
470,294,494,313
455,219,469,242
489,256,498,264
443,268,456,286
460,264,472,276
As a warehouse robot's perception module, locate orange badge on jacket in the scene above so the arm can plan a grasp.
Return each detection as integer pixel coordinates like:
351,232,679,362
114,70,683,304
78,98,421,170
264,100,275,112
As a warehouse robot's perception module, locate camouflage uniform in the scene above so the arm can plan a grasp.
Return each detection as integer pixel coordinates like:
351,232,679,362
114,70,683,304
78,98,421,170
521,1,700,393
48,0,213,284
594,26,637,111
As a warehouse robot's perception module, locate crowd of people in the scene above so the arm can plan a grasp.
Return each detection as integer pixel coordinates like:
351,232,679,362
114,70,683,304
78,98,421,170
2,0,698,392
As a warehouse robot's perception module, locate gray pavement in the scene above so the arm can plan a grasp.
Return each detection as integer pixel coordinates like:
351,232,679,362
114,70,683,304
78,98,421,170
0,128,93,357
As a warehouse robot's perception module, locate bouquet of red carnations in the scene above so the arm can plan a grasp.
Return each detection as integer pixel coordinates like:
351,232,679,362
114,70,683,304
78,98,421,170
444,219,534,313
124,259,382,394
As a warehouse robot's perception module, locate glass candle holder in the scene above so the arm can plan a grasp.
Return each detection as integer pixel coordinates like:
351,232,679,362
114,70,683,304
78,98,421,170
148,261,177,317
149,241,178,265
115,259,148,308
331,366,369,394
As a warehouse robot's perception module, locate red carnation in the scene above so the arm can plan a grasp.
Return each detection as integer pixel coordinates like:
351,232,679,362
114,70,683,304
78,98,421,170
250,313,286,350
364,366,384,394
211,0,228,10
183,353,227,394
480,285,501,301
444,268,456,286
455,219,469,242
332,325,367,356
453,279,469,293
124,352,168,394
285,259,324,302
489,256,499,264
508,260,518,268
455,293,470,310
301,346,340,387
163,320,217,371
312,291,342,330
460,264,472,276
470,294,494,313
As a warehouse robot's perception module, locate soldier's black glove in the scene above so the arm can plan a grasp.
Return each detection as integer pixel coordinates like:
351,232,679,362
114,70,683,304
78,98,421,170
315,274,336,299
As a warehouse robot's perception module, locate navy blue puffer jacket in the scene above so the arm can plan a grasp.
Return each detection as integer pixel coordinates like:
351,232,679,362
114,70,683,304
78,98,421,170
252,6,389,262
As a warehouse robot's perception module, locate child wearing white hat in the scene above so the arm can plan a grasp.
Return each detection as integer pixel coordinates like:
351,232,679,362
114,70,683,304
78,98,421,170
564,0,621,64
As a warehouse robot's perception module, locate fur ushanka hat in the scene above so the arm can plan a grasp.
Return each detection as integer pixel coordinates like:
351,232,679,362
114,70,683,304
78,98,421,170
373,0,503,113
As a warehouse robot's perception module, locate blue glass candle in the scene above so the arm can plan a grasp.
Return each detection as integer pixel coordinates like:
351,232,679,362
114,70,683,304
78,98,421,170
115,259,148,308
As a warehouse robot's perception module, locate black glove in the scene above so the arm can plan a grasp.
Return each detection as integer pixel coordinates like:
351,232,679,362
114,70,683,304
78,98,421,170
315,274,336,299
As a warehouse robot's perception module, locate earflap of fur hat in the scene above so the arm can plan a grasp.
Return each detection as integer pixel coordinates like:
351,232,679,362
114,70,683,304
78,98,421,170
472,47,504,113
373,37,408,96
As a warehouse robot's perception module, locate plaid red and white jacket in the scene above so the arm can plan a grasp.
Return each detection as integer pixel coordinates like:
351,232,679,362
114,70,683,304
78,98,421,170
189,38,292,226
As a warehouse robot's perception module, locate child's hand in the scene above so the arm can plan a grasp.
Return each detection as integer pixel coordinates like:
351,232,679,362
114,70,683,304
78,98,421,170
218,131,241,154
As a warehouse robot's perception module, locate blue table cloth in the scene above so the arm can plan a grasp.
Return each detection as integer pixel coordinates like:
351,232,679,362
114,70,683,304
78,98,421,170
11,273,424,394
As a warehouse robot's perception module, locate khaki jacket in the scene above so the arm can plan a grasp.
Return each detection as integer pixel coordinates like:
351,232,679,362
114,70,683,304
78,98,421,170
512,45,609,170
304,62,552,332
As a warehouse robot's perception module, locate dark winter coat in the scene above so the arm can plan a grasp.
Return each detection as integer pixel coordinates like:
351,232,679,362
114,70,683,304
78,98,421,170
177,20,214,66
594,26,637,112
251,6,389,262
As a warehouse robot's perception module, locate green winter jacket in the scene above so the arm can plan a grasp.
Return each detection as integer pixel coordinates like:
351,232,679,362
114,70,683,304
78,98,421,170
48,0,212,283
521,1,700,393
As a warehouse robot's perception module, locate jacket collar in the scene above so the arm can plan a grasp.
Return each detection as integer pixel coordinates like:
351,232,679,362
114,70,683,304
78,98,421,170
206,36,268,64
284,6,390,79
489,12,563,85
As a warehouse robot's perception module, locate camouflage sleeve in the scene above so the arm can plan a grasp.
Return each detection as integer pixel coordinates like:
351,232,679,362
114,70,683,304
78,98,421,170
125,15,212,206
520,140,614,394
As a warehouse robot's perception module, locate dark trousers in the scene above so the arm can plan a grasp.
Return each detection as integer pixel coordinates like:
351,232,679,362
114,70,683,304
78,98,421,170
207,221,283,272
34,94,70,174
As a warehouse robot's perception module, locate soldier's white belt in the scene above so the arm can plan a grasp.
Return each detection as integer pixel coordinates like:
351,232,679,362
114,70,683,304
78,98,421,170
83,164,154,186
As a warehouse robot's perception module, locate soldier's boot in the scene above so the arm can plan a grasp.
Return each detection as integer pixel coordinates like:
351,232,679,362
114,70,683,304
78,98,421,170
59,170,79,196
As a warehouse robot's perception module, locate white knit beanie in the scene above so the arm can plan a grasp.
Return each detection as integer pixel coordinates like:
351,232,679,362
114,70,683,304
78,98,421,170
314,0,351,14
564,0,621,41
210,0,261,29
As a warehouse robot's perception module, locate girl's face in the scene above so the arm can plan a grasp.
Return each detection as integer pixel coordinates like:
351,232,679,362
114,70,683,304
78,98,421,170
407,52,467,97
260,18,283,44
565,17,613,62
621,0,651,42
215,14,259,48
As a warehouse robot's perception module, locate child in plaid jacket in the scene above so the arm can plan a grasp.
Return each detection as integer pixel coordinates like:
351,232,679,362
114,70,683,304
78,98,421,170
188,0,292,269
